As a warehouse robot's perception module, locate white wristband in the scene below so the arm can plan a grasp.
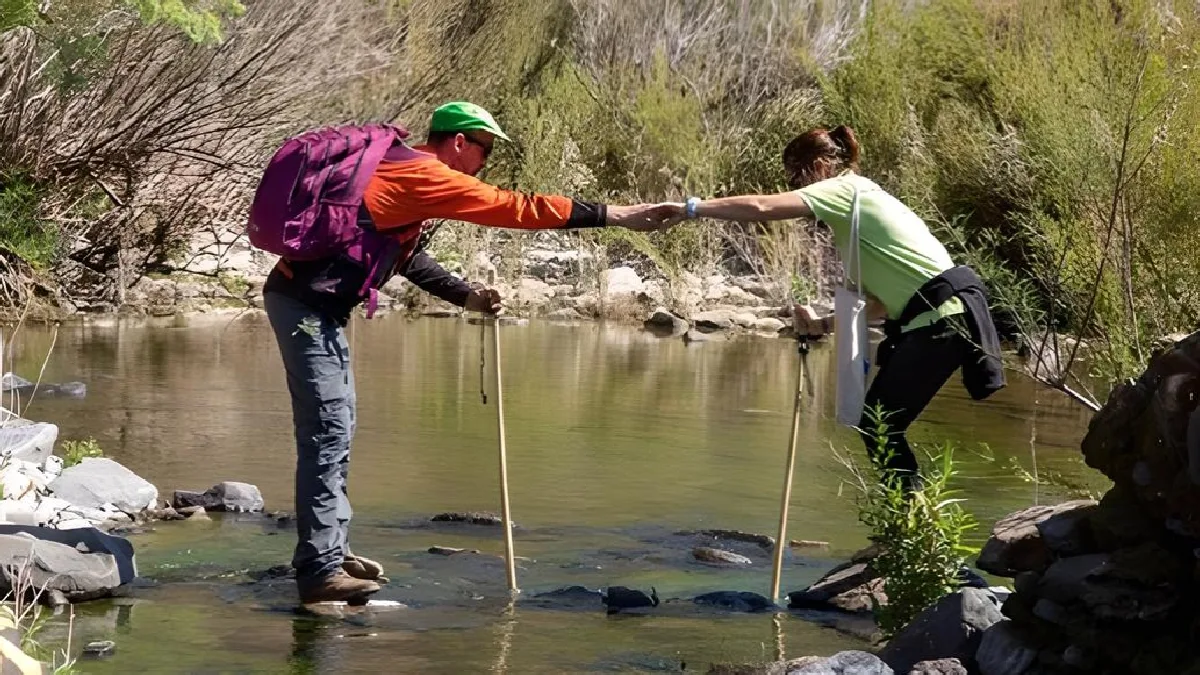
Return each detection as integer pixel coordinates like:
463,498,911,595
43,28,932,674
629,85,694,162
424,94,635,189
685,197,701,219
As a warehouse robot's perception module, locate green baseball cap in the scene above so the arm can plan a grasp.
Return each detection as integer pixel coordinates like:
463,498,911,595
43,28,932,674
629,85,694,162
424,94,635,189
429,101,511,142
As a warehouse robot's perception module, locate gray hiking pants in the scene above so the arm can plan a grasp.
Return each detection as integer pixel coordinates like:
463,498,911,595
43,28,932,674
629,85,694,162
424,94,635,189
264,291,355,582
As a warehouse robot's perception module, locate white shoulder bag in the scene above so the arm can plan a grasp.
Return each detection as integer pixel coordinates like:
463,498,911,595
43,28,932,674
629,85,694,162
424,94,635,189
834,186,870,427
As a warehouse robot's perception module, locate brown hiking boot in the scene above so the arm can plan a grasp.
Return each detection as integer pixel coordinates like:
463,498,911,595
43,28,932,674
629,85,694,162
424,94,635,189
298,570,381,604
343,552,387,582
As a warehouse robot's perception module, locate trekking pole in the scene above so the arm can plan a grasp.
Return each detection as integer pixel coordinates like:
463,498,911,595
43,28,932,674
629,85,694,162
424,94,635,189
490,313,520,594
770,334,811,602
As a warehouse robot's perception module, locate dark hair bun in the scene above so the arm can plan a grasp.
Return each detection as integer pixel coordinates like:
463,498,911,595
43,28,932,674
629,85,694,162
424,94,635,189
828,125,860,164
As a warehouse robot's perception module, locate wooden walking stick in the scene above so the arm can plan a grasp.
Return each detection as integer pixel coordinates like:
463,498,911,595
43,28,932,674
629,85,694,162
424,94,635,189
491,315,520,593
770,335,812,602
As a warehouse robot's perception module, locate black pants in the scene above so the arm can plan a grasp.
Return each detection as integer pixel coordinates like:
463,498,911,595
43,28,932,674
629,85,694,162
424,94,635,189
858,320,972,488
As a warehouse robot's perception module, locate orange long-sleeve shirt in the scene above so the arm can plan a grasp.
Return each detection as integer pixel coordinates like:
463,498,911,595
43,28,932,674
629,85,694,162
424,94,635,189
362,149,605,237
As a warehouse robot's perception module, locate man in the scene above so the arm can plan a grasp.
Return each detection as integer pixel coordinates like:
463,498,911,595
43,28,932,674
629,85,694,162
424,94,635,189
262,101,668,603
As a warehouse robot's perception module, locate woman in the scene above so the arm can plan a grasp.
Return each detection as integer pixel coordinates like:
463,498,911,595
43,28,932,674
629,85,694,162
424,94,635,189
663,126,1004,490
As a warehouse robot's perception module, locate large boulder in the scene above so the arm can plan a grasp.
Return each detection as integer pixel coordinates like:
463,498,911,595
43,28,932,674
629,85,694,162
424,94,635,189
879,588,1004,673
0,524,136,602
1081,329,1200,536
49,458,157,515
975,501,1095,577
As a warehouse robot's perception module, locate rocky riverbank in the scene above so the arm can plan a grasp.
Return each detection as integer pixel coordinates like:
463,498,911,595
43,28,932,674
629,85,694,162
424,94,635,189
72,227,814,336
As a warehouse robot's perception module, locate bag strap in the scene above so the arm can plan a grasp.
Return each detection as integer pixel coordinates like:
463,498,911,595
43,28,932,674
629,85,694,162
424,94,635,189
847,184,863,297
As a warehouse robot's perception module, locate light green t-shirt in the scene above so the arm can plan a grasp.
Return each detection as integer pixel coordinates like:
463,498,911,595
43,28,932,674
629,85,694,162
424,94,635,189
796,173,963,332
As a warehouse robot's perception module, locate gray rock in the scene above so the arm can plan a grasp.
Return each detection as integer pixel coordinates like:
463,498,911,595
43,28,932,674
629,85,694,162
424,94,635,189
754,317,787,333
787,651,893,675
173,481,264,513
693,546,752,566
976,501,1095,577
210,482,264,512
82,640,116,658
428,546,476,555
880,588,1003,673
975,622,1037,675
693,310,736,331
0,526,136,601
645,308,689,337
50,458,158,514
733,312,758,329
788,561,885,614
908,659,967,675
684,329,716,343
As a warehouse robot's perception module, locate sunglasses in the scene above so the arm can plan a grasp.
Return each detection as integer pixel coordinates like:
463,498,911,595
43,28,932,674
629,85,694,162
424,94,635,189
464,134,493,160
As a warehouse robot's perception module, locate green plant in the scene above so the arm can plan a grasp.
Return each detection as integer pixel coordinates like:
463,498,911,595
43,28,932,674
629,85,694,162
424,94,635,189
61,439,103,467
837,405,978,638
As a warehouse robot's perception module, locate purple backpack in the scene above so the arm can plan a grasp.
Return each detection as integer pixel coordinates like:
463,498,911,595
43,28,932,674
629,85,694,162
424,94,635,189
247,123,409,317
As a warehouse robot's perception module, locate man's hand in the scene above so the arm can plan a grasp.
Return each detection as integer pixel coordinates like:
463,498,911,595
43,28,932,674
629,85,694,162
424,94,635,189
607,203,682,231
465,287,503,314
792,303,830,337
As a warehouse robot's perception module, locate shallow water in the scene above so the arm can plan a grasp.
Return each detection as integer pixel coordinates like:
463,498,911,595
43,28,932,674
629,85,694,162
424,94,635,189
7,312,1103,673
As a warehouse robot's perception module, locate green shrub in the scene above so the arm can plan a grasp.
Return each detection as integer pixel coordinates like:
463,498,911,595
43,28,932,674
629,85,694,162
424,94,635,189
838,405,978,638
61,438,104,467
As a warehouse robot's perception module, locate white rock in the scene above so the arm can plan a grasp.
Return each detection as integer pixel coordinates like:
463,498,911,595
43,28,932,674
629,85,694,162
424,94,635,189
754,317,787,333
0,422,59,464
42,455,64,481
733,312,757,329
34,496,74,526
0,469,39,503
513,277,554,306
602,267,644,297
54,518,94,531
49,458,158,514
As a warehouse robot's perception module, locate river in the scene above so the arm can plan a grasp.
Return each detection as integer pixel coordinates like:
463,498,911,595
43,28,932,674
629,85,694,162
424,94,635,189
7,312,1104,673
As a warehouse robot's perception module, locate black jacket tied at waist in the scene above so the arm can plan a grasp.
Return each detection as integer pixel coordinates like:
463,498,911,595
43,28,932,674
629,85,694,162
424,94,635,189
880,265,1006,401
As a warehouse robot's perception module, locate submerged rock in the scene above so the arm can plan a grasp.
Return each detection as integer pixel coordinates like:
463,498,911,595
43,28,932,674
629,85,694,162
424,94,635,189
427,546,478,556
680,528,775,549
692,591,774,613
693,547,753,566
531,585,604,606
430,512,505,526
602,585,659,612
